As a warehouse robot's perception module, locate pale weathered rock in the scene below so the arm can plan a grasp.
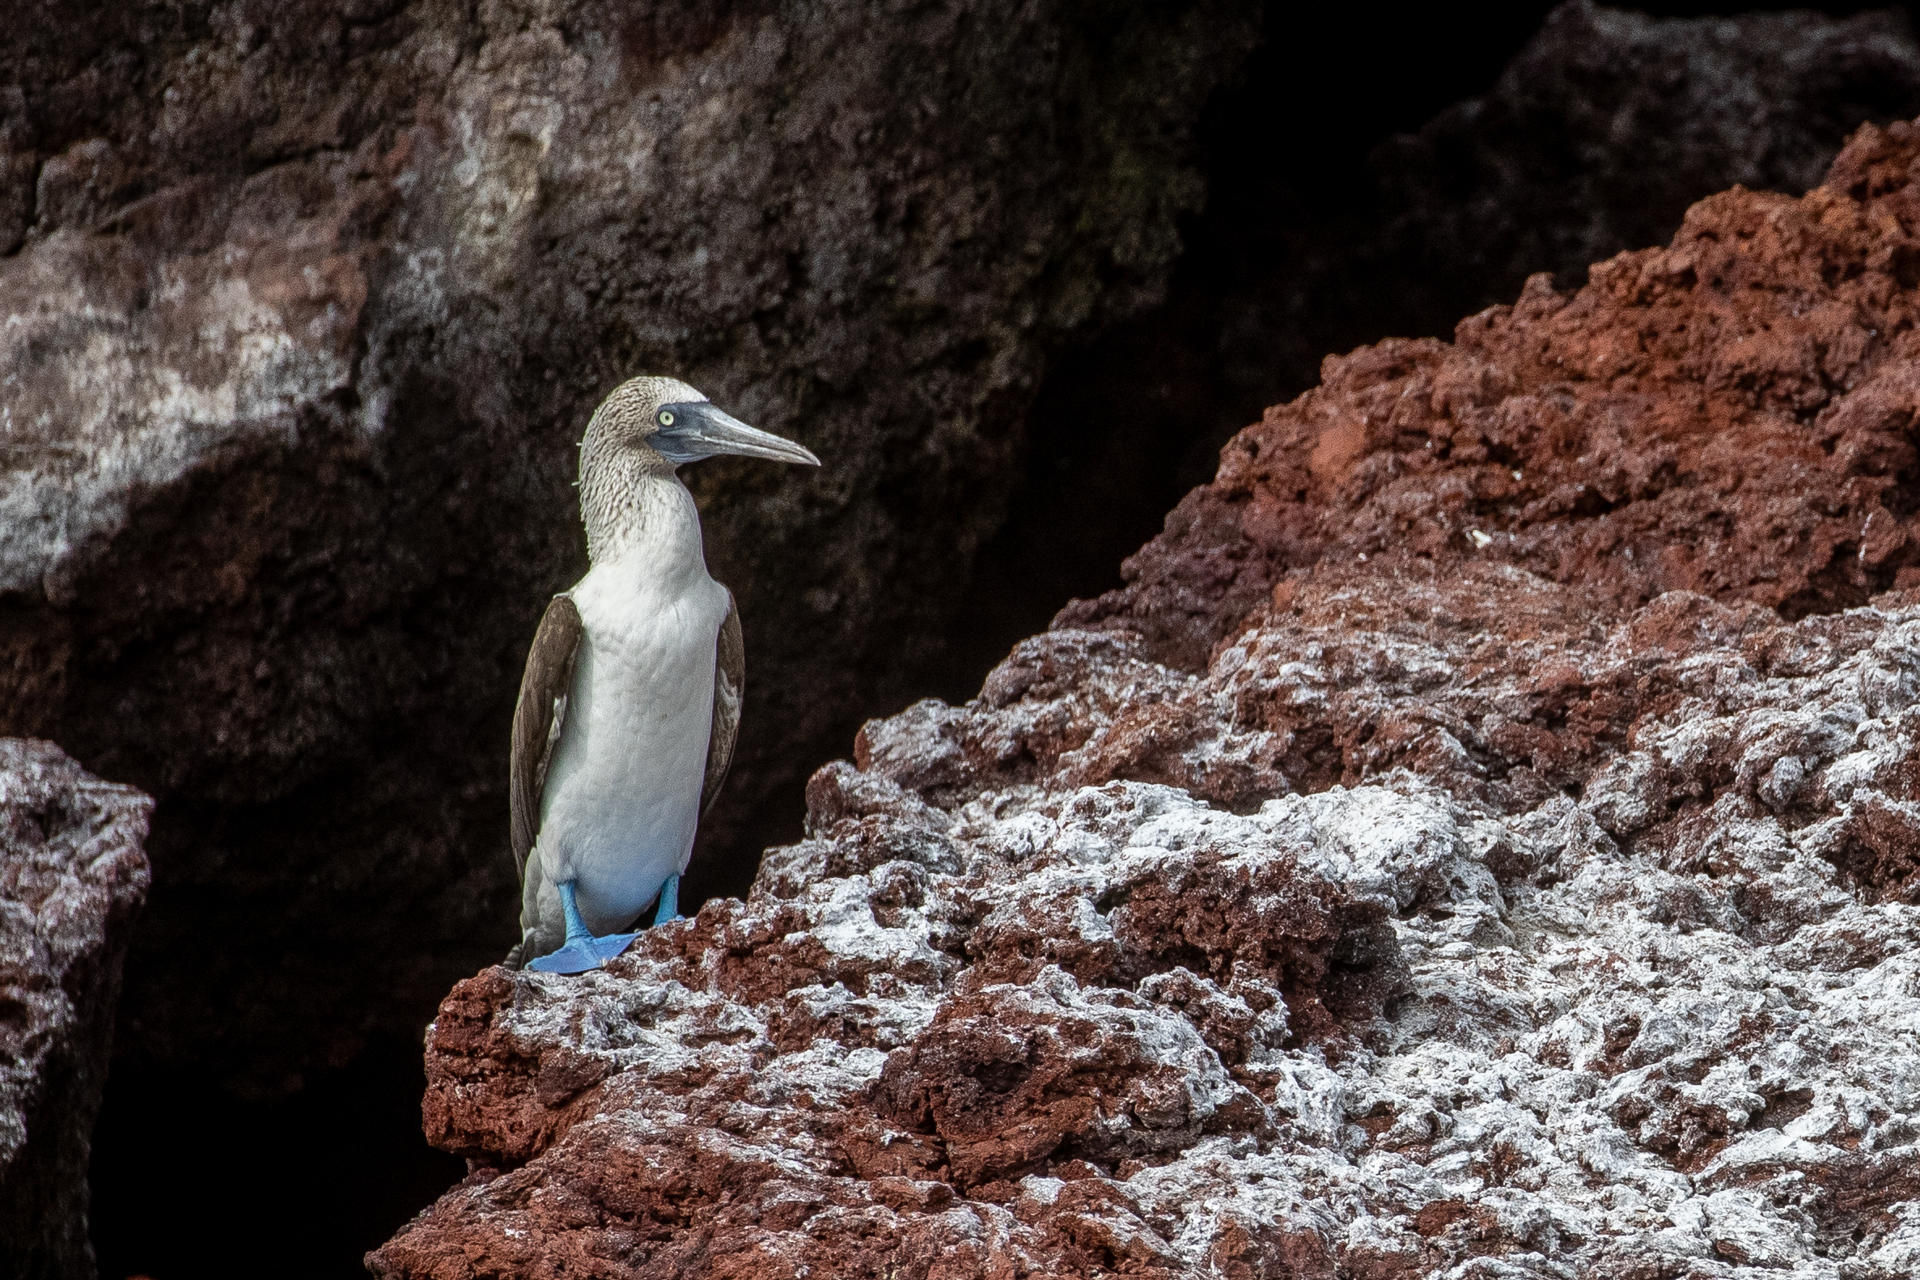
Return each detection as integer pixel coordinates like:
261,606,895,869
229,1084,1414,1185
374,581,1920,1277
372,121,1920,1280
0,739,150,1280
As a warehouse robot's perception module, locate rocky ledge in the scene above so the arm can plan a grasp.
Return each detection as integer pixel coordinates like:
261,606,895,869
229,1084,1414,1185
0,740,150,1280
372,123,1920,1278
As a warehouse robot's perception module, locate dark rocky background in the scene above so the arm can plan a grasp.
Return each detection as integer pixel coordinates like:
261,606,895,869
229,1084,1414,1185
2,0,1919,1276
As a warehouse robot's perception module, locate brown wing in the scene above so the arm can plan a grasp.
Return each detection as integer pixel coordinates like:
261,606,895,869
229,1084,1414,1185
510,593,584,878
701,590,744,817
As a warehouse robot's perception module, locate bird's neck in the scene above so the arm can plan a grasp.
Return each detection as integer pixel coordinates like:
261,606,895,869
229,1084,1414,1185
579,443,708,576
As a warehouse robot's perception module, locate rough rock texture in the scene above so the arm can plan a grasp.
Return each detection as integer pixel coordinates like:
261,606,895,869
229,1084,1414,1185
375,122,1920,1277
971,0,1920,684
0,739,150,1280
0,0,1259,1088
1068,118,1920,668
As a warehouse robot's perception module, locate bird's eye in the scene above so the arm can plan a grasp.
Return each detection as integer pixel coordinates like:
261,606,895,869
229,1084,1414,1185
658,410,675,427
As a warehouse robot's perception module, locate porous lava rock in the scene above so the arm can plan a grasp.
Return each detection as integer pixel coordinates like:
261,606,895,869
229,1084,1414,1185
1068,118,1920,668
977,0,1920,689
374,124,1920,1276
375,576,1920,1276
0,739,150,1280
0,0,1259,1089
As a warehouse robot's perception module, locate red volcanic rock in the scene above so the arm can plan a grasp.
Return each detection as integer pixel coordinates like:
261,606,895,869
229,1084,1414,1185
1065,120,1920,669
375,125,1920,1276
0,740,150,1280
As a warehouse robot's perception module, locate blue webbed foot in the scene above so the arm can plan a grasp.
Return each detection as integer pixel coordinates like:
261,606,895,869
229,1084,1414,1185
527,930,641,973
527,879,641,974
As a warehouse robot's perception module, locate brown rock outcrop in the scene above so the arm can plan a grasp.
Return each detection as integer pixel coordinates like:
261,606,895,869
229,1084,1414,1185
0,0,1260,1092
0,739,150,1280
373,117,1920,1280
1068,119,1920,668
978,1,1920,666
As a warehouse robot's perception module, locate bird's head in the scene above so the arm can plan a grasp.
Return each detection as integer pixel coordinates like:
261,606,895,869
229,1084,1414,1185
584,376,820,470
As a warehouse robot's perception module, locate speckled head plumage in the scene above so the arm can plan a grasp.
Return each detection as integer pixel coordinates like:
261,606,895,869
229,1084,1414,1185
580,376,706,465
582,375,819,469
577,375,819,560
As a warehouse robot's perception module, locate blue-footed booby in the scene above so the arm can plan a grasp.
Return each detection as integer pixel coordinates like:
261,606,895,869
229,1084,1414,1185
507,376,819,974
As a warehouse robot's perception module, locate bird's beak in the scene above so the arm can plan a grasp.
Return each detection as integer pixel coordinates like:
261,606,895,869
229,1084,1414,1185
654,402,821,467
